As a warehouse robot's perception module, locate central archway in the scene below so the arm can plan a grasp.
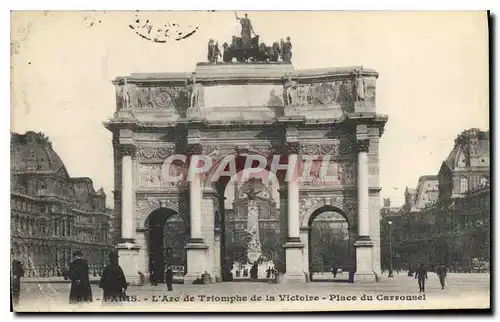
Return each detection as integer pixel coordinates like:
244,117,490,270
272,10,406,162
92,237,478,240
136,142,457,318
307,205,353,282
208,153,283,282
145,208,187,284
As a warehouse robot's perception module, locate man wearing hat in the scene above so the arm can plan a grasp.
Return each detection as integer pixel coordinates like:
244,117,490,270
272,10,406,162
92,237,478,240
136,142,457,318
165,265,174,291
67,250,93,304
99,252,128,304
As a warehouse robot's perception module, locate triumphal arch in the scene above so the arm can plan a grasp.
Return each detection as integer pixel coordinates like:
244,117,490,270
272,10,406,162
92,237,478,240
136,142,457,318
105,49,387,285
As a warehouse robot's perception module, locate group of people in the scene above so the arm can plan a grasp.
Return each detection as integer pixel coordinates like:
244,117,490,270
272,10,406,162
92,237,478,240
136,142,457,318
411,263,448,292
64,250,128,305
11,250,176,306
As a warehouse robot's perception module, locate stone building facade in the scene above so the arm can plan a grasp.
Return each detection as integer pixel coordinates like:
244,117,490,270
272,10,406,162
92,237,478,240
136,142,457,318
10,131,114,277
401,176,439,212
104,63,387,284
380,128,490,272
438,128,490,199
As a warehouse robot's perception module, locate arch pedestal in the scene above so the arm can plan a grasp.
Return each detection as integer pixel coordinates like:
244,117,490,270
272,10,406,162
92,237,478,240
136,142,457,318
116,243,141,285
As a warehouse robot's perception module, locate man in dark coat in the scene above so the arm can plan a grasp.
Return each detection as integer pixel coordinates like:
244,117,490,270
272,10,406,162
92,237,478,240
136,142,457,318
165,265,174,291
150,259,159,286
67,250,93,304
11,260,24,305
99,252,127,303
436,265,447,290
250,263,258,279
415,263,428,293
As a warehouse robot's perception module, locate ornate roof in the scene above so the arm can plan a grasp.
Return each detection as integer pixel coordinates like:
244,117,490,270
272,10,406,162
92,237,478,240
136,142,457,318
11,131,108,213
11,131,65,173
444,128,489,171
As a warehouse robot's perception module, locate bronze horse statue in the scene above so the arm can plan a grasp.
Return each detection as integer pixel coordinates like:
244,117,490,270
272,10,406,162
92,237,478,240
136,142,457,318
220,36,281,63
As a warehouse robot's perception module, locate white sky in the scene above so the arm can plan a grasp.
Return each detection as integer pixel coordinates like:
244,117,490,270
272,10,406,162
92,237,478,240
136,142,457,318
11,11,489,207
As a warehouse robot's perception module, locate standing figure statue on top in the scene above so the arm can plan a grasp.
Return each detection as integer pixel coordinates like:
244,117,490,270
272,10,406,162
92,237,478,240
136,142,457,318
122,80,131,109
284,74,298,107
235,12,256,48
353,69,366,101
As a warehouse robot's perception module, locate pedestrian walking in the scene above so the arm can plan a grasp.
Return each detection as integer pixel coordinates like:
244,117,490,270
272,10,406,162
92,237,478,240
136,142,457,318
165,265,174,291
99,252,127,304
150,259,158,286
436,265,447,290
67,250,93,304
415,263,428,293
11,260,24,306
331,266,337,279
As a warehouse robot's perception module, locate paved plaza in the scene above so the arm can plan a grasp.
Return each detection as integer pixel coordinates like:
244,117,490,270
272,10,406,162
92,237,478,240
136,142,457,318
14,272,490,312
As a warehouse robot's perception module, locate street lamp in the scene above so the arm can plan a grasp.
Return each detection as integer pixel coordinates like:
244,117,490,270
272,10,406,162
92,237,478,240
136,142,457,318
388,220,394,278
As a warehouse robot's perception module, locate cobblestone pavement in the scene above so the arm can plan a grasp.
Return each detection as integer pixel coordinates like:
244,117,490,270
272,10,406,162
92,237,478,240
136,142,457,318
14,272,490,312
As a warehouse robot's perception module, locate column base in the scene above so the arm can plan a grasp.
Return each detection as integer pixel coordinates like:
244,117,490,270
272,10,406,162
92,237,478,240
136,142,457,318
354,271,377,283
282,272,307,284
184,242,209,284
354,238,377,283
116,242,141,286
283,241,306,283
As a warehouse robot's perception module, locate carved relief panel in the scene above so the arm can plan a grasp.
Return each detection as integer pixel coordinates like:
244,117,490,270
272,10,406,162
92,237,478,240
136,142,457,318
137,163,184,189
135,146,175,160
300,140,354,156
285,81,353,108
136,86,188,110
300,161,356,187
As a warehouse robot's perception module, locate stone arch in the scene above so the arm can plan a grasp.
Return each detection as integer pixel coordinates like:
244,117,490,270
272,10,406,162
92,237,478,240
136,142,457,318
143,204,188,283
304,203,354,281
136,199,181,230
300,197,352,228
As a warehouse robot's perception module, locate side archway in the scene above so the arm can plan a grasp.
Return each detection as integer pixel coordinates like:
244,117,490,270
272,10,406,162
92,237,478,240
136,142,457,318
140,205,187,284
301,204,354,282
136,199,180,230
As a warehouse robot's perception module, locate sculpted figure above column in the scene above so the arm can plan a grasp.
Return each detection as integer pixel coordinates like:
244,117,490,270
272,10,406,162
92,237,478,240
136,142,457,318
186,73,204,118
284,74,298,107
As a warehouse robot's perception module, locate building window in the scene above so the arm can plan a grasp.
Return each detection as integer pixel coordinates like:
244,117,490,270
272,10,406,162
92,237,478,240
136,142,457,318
460,177,468,193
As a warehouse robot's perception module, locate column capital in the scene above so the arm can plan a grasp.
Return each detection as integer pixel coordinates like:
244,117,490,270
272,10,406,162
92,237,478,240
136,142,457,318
286,142,301,155
186,143,203,156
357,140,370,153
119,144,136,156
